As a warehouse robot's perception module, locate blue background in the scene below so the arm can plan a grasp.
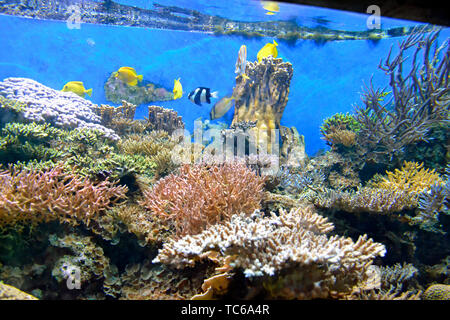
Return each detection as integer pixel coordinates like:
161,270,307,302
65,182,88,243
0,3,448,155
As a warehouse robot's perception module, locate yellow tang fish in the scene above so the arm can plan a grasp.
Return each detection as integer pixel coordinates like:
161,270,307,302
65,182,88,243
257,40,278,63
210,95,235,120
261,1,280,14
173,78,183,100
61,81,92,98
113,66,143,86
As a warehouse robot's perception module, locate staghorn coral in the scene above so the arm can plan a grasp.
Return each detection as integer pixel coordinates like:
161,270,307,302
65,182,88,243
0,165,128,230
377,263,419,291
421,284,450,300
146,105,184,134
232,56,293,152
354,26,449,162
0,122,65,166
344,286,421,300
153,207,386,299
139,162,265,237
314,187,417,215
371,161,444,194
0,77,119,140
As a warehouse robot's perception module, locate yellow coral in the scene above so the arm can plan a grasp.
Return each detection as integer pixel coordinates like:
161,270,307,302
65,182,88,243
373,161,443,194
422,284,450,300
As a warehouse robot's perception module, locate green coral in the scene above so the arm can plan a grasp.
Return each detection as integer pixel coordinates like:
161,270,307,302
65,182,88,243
320,112,361,137
0,122,65,165
0,96,27,113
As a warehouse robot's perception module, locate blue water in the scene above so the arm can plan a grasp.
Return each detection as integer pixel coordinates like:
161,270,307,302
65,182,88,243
0,11,448,155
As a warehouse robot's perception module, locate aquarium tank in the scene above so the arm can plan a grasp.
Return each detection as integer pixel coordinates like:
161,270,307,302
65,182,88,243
0,0,449,302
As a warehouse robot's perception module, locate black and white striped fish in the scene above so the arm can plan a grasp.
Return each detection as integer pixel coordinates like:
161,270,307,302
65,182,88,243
187,87,219,106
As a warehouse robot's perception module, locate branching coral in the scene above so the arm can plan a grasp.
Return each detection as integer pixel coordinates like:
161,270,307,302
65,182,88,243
0,166,128,230
354,26,449,161
146,105,184,134
314,187,417,214
117,130,179,178
0,122,65,165
371,161,444,194
153,207,385,299
139,162,265,237
408,164,449,233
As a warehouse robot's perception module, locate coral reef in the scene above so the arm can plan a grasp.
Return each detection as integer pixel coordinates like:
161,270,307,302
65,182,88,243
104,73,173,105
49,233,110,286
0,166,128,230
422,284,450,300
0,283,38,300
139,162,265,237
354,26,449,163
408,165,449,233
154,207,385,299
117,130,179,178
231,56,293,152
279,126,307,167
320,113,361,150
93,100,146,136
371,161,444,194
146,105,185,134
313,187,417,215
0,77,119,140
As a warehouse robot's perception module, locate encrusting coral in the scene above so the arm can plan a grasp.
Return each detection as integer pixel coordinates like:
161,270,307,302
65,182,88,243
49,233,111,285
232,56,293,152
0,165,128,230
139,162,266,237
421,284,450,300
153,207,386,299
0,77,119,140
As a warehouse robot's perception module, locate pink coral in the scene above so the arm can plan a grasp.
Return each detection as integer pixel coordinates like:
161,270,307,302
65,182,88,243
139,162,265,237
0,166,128,229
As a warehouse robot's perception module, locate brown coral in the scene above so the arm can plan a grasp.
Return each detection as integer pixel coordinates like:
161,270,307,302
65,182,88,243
146,105,184,134
0,166,128,229
139,162,265,237
323,128,356,148
232,56,293,152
